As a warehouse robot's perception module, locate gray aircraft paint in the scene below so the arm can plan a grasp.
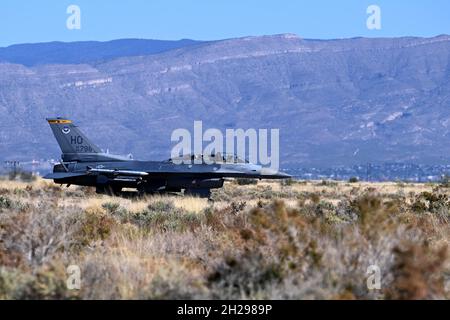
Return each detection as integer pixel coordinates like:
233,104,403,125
44,118,290,197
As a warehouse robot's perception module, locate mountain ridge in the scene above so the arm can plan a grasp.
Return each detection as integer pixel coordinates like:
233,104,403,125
1,33,450,168
0,38,204,67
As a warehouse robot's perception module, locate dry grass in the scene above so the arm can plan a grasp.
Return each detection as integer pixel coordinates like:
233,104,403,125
0,178,449,299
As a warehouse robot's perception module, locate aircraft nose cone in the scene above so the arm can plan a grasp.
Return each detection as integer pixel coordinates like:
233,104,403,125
260,168,292,179
277,171,292,178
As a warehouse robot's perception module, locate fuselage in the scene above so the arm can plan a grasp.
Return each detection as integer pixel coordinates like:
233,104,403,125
44,117,290,197
50,158,290,196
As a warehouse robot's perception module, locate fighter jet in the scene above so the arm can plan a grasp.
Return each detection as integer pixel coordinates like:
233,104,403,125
44,118,290,197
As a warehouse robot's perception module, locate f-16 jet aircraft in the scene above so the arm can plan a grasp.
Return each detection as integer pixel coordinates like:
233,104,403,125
44,118,290,197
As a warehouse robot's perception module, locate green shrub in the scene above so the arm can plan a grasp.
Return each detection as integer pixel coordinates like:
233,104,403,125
78,208,115,244
147,200,176,212
102,202,129,221
102,202,120,213
130,200,201,232
131,210,199,232
0,196,12,209
349,177,359,183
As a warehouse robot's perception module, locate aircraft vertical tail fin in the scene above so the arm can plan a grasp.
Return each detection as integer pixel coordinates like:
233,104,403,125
46,118,101,159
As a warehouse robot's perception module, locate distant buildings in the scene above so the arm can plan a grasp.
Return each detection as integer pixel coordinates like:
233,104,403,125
2,159,55,176
286,163,450,182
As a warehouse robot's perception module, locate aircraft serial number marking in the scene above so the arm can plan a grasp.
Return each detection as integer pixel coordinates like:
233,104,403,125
75,145,93,153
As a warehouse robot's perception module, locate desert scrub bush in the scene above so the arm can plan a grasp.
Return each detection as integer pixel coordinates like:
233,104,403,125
0,188,11,195
203,201,249,232
206,200,344,298
410,191,450,217
439,175,450,188
65,186,96,198
10,183,62,199
334,200,359,223
297,197,338,222
0,195,12,210
309,193,320,204
78,206,116,245
11,187,29,197
76,232,212,299
206,198,438,299
280,178,295,186
101,201,128,221
209,187,231,202
256,185,274,200
147,199,176,212
0,203,83,268
208,253,283,299
396,181,406,188
211,182,262,202
319,180,338,187
350,194,400,233
74,186,96,196
146,270,207,299
212,190,253,204
0,264,75,300
130,200,201,232
228,201,247,214
385,242,448,299
310,200,336,218
0,193,30,212
274,188,301,199
202,206,222,230
240,201,307,262
101,201,121,213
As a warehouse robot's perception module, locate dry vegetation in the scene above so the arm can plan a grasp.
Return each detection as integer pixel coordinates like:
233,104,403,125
0,176,449,300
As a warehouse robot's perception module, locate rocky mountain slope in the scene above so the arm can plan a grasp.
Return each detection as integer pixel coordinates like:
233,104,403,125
1,34,450,167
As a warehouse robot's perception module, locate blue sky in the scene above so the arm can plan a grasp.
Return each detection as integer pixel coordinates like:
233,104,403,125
0,0,449,47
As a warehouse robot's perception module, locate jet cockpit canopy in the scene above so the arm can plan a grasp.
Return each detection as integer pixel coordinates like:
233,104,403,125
168,152,249,164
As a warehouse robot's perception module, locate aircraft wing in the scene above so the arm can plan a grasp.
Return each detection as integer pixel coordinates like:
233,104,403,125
43,172,87,179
